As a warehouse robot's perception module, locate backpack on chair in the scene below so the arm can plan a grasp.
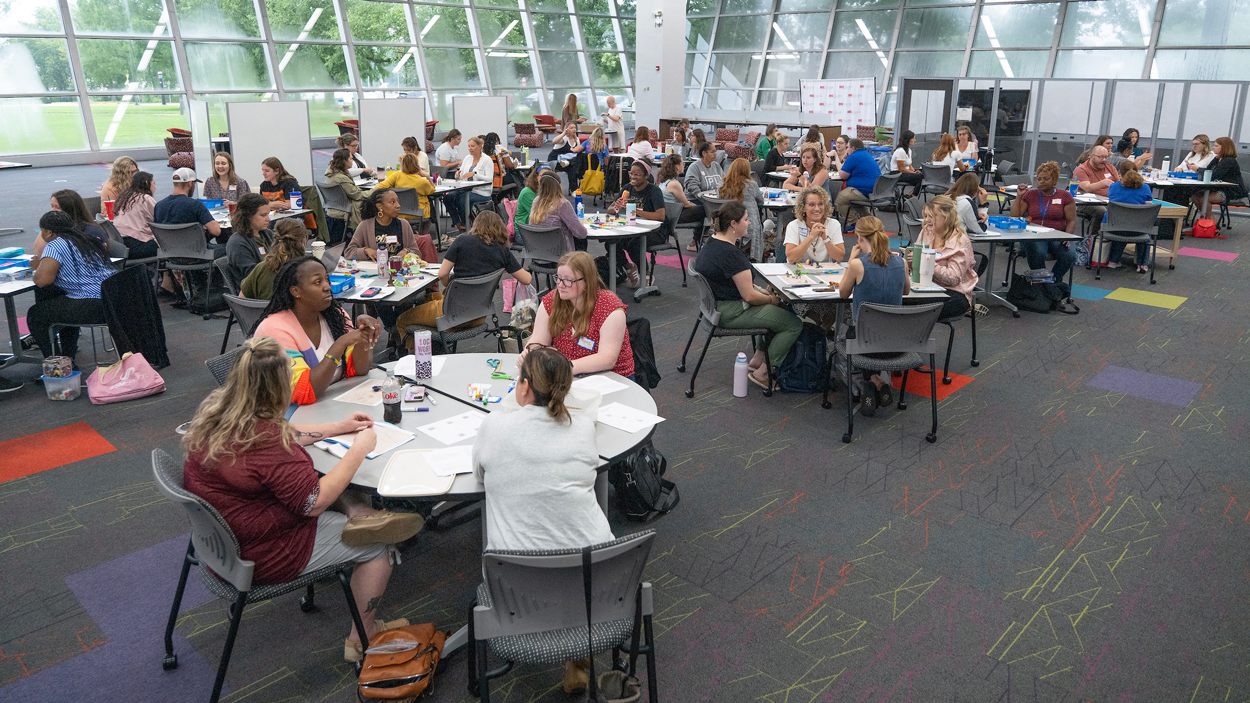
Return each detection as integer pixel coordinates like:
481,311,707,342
579,154,605,196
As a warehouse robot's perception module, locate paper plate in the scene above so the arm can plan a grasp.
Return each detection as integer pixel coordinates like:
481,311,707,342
376,449,455,497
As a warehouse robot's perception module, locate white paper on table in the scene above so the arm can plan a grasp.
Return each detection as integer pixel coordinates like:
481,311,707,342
754,263,793,276
423,445,475,477
572,375,630,395
334,383,384,406
1024,225,1048,233
611,226,649,234
792,287,840,300
344,286,395,301
596,402,665,434
1153,179,1173,186
910,283,946,292
314,421,415,459
417,410,485,445
394,354,447,380
0,281,34,294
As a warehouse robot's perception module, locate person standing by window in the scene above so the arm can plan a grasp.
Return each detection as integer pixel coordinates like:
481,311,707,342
601,95,626,152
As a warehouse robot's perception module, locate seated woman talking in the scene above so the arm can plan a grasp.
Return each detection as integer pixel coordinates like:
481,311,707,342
345,188,437,263
241,219,309,300
529,171,588,251
27,211,117,363
945,172,989,234
112,171,159,259
1103,161,1155,273
253,257,381,405
693,202,803,390
656,153,706,252
918,195,979,319
1190,136,1246,211
783,146,830,192
33,190,106,257
472,345,613,693
183,337,422,664
225,193,272,293
375,153,436,236
1009,160,1076,284
784,185,844,265
522,251,634,378
761,133,791,179
395,211,531,348
838,216,909,416
397,136,431,176
719,157,767,262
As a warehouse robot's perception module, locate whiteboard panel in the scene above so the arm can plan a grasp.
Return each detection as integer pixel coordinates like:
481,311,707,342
1040,81,1093,134
1157,82,1185,141
189,99,213,199
1111,82,1159,138
453,96,508,159
1183,83,1238,144
360,97,426,171
227,100,313,187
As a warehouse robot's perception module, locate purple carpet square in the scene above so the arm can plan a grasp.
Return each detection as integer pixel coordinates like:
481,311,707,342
1,535,220,702
1178,246,1238,262
1087,365,1201,407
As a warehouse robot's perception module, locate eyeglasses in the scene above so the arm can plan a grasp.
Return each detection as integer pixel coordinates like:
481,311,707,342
555,276,584,287
525,342,549,351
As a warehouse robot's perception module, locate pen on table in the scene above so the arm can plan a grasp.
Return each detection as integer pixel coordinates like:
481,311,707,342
788,284,814,288
402,407,430,412
427,394,438,406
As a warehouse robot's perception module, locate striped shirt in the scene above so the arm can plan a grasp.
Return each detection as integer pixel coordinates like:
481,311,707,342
44,237,115,299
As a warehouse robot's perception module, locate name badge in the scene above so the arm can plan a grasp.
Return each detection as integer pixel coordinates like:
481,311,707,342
1104,173,1112,179
228,185,237,191
1052,198,1063,205
257,246,266,256
385,235,399,245
576,336,596,351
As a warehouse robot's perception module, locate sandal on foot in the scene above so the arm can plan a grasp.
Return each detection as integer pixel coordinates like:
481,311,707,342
748,372,773,391
686,241,699,253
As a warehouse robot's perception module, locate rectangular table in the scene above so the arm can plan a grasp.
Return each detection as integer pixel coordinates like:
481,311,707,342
969,228,1081,314
332,260,439,307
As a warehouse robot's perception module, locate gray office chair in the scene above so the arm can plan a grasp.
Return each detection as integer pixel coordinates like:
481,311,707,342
937,252,985,385
658,201,692,286
824,176,842,201
405,269,505,354
468,531,659,703
697,193,734,222
826,302,943,444
152,449,371,703
516,223,569,294
678,265,773,398
897,196,925,246
847,173,904,232
749,159,767,185
205,345,246,386
314,181,353,245
221,294,269,353
919,163,953,199
391,186,425,220
151,221,217,319
1095,202,1161,284
83,196,102,218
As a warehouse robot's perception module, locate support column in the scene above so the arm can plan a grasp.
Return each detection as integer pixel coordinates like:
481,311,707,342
634,0,684,136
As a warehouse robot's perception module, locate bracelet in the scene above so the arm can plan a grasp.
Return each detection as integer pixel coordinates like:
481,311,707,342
324,353,343,367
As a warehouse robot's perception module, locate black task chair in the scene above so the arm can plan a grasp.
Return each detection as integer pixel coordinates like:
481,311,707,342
1094,202,1161,284
679,265,774,398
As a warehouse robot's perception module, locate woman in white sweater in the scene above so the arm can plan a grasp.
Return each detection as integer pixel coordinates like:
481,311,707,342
472,345,613,694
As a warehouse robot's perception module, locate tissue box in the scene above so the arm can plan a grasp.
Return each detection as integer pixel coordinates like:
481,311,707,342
328,274,355,295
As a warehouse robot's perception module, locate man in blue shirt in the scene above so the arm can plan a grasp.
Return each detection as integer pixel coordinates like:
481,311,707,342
834,139,882,228
153,168,222,242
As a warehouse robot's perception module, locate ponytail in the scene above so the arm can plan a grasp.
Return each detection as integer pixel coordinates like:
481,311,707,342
854,216,891,267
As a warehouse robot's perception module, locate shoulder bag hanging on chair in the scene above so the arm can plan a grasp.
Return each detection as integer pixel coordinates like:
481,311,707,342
580,154,605,196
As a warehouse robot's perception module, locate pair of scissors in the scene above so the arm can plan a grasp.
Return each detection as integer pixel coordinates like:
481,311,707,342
486,358,501,370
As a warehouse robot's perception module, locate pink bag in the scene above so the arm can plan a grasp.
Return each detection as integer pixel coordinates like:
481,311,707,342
502,278,518,312
503,198,518,241
86,352,166,404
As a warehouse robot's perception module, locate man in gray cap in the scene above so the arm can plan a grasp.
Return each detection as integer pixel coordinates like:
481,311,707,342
153,168,224,301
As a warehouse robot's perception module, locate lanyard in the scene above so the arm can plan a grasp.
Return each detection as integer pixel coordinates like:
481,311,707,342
1037,189,1055,223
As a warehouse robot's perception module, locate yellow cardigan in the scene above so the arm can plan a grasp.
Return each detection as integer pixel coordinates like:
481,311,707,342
376,171,435,221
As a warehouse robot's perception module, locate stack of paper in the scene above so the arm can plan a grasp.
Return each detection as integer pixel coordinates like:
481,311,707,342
572,375,630,395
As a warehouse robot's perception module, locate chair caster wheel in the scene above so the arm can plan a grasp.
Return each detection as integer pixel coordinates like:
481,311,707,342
202,314,212,321
763,388,773,397
163,654,179,671
1012,311,1020,318
942,377,952,385
300,595,316,612
841,433,852,444
1169,264,1175,270
971,359,980,367
925,433,937,443
898,402,908,410
677,363,686,372
1151,280,1156,285
822,401,832,409
684,389,694,398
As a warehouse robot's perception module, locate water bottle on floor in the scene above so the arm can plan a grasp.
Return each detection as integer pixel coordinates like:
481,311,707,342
733,353,749,397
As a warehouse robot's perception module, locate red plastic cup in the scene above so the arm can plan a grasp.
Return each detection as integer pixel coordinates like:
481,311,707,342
103,200,115,220
227,201,237,215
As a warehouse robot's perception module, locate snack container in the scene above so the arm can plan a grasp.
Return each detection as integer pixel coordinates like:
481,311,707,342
43,356,74,379
42,371,82,401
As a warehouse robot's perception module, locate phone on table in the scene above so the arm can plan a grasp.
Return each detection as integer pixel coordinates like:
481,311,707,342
360,287,383,298
404,386,425,402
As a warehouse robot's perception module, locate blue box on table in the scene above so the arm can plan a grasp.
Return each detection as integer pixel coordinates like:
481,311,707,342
987,216,1027,231
328,274,355,295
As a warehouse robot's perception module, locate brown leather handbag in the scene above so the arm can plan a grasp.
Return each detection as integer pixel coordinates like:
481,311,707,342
356,623,447,700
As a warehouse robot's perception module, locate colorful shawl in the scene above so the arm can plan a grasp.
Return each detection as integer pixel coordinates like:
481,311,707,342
254,309,358,405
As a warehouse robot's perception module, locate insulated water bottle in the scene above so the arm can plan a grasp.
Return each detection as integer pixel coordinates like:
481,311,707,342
733,352,749,397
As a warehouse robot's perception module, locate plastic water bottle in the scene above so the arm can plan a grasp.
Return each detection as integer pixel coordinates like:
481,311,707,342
733,353,749,397
1161,157,1171,174
523,146,530,164
382,374,402,424
575,190,584,219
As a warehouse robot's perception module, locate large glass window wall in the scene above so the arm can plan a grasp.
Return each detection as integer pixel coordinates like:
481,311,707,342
686,0,1250,123
0,0,635,156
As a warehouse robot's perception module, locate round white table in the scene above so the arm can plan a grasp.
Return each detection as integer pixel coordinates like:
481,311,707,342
581,217,662,301
290,353,659,495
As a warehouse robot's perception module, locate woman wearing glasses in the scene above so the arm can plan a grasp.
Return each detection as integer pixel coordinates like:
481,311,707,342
521,251,634,379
